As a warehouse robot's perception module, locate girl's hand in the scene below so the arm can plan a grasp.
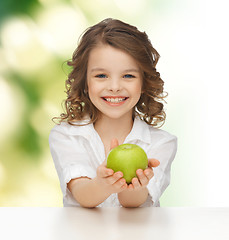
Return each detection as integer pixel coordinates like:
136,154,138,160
127,159,160,191
95,139,128,194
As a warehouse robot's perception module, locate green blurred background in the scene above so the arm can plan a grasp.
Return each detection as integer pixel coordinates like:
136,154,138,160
1,0,227,207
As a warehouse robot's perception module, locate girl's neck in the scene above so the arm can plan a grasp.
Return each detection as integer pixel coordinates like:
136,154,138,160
94,114,134,146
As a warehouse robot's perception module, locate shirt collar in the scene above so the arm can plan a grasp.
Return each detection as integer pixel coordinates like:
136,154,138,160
124,116,151,145
68,116,152,145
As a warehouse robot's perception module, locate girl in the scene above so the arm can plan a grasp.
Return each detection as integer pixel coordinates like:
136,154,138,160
49,18,177,208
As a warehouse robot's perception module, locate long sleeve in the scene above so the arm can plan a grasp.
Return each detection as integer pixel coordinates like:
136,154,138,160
146,135,178,206
49,125,96,197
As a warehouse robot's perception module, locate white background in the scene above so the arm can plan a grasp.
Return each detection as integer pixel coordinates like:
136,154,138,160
0,0,228,207
153,0,229,206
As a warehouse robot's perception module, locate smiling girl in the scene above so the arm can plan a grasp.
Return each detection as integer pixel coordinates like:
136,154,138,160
49,18,177,208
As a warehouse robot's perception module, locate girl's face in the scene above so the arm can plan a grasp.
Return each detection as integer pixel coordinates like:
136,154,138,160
87,44,142,121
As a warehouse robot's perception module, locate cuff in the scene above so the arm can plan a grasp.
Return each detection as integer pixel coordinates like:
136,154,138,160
60,164,96,197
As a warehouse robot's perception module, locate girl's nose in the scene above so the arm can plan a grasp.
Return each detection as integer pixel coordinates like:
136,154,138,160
108,78,122,92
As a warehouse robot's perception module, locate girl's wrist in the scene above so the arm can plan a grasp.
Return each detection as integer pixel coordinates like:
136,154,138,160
92,177,114,195
118,187,149,207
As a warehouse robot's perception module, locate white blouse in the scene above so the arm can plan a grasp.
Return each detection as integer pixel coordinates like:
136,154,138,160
49,117,177,207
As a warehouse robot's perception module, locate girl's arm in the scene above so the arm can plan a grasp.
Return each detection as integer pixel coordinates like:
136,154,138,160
67,177,109,208
118,187,149,207
67,162,127,208
118,159,160,207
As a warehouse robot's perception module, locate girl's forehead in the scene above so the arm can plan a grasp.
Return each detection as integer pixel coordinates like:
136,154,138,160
87,44,140,71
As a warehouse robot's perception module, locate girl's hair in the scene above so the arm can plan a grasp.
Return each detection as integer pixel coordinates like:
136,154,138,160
54,18,167,127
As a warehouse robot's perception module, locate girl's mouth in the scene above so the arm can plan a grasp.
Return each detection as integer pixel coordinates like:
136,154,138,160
101,96,129,105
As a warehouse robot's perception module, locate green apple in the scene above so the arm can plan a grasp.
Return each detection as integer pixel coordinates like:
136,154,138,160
106,143,148,184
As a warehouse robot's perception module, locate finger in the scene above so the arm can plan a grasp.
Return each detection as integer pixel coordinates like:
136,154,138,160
122,184,128,190
110,138,119,150
127,183,134,191
148,159,160,168
132,177,141,190
143,168,154,180
112,178,127,190
97,165,114,178
136,169,149,187
105,168,114,177
106,171,123,185
102,159,114,176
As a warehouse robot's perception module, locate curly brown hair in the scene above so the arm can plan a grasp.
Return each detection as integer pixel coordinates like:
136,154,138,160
54,18,167,127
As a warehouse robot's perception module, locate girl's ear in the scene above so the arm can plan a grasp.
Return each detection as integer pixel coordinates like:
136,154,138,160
84,82,88,95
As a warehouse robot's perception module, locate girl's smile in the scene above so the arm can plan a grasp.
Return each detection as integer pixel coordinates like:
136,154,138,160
101,96,129,106
87,44,142,120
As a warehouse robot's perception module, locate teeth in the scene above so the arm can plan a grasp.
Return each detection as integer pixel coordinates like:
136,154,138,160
104,98,126,103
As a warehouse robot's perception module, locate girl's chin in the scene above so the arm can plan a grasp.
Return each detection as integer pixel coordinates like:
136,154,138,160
97,110,133,121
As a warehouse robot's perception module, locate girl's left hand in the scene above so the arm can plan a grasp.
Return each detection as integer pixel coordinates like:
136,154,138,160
127,159,160,191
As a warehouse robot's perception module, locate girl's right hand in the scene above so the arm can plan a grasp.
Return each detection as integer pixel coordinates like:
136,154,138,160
95,138,128,194
95,162,127,194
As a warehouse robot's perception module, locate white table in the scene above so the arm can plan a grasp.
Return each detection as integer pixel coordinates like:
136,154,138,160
0,207,228,240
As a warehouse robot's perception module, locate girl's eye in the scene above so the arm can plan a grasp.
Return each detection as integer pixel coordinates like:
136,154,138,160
123,74,135,78
95,74,107,78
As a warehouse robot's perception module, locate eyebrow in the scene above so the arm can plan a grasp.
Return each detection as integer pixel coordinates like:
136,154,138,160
90,68,140,73
123,69,140,73
90,68,106,73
